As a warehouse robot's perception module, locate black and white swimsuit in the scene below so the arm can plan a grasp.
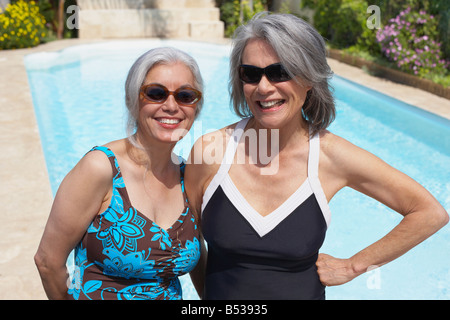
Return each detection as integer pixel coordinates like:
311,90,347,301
201,118,331,300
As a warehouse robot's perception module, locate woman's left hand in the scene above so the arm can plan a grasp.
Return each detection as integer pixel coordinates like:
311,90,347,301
316,253,359,287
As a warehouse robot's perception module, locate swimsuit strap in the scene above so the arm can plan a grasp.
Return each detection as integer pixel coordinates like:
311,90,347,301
306,131,331,227
201,118,250,213
217,117,250,175
307,129,319,178
89,146,188,204
89,146,117,164
88,146,121,187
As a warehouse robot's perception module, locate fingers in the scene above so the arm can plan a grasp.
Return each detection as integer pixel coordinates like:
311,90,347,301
316,253,331,286
316,253,354,287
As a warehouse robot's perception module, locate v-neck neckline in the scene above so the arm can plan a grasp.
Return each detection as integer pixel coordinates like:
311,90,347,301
221,174,313,237
200,117,332,234
105,146,189,234
118,166,188,234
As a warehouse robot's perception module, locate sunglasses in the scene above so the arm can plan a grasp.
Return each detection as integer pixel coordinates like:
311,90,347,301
239,63,292,84
140,83,202,106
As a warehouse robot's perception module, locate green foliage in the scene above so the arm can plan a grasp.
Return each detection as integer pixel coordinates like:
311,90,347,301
220,0,267,37
302,0,368,48
301,0,449,84
0,0,47,49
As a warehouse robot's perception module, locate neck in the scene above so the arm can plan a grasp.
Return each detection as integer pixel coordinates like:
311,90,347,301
129,132,178,176
248,116,309,152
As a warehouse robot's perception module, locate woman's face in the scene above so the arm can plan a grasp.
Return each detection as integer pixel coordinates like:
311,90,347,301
241,39,311,130
137,61,198,144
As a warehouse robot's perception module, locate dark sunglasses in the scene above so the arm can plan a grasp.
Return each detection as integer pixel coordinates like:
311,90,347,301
139,83,202,106
239,63,292,84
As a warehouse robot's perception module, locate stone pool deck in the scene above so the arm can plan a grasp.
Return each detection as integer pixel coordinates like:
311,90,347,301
0,38,449,300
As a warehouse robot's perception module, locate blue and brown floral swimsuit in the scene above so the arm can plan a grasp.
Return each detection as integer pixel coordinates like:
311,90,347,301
68,146,200,300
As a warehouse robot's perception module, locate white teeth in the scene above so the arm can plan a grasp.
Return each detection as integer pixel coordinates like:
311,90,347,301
158,118,180,124
259,100,283,108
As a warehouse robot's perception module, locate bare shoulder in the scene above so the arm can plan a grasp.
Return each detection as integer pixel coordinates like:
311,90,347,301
319,129,401,187
193,123,236,152
185,122,240,211
51,143,115,221
320,130,359,156
319,130,349,171
188,122,238,168
68,144,115,188
319,130,375,168
47,144,116,246
317,130,386,192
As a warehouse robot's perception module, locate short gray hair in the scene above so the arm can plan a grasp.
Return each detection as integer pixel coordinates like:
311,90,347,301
230,12,335,136
125,47,204,138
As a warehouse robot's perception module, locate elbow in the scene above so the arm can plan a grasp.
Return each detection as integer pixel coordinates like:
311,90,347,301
34,251,46,274
407,201,449,237
437,207,449,228
34,250,53,279
428,205,449,233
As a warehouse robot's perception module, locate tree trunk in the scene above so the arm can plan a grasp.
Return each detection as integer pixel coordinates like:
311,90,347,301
56,0,65,39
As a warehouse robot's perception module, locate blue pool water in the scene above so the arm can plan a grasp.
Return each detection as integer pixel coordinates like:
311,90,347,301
25,40,450,300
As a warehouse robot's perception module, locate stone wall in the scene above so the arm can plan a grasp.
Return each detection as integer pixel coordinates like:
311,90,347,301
76,0,224,39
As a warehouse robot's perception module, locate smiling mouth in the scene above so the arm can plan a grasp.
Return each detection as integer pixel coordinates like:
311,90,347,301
258,100,285,109
156,118,181,125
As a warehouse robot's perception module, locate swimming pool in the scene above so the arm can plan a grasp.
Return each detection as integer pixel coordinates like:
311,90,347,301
25,40,450,300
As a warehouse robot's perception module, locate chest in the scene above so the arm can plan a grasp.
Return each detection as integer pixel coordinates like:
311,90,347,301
202,188,327,261
84,179,200,279
119,164,186,230
227,156,308,217
129,181,185,224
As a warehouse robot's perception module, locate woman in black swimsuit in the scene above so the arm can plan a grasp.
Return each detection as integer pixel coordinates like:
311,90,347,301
186,13,448,300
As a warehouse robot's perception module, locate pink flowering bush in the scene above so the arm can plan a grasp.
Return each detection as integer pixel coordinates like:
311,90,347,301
376,7,449,77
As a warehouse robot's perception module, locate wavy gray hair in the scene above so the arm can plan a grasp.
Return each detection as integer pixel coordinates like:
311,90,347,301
124,47,204,138
229,12,335,136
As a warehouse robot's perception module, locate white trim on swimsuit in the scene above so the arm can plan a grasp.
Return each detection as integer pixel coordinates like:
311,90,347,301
201,118,331,237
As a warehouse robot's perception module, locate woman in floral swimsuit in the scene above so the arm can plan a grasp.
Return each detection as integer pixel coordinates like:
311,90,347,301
35,47,205,300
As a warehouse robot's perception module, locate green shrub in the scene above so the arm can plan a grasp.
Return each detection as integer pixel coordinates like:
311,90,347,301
220,0,266,37
302,0,368,48
0,0,47,49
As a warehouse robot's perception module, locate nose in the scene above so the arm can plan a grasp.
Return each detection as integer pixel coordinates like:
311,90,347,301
256,75,275,95
162,94,179,113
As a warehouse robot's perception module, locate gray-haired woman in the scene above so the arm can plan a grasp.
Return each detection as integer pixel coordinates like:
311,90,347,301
35,47,205,300
186,13,448,300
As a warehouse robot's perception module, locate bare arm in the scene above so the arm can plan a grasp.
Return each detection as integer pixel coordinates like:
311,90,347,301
185,130,228,298
34,151,112,299
185,135,211,299
317,133,449,286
